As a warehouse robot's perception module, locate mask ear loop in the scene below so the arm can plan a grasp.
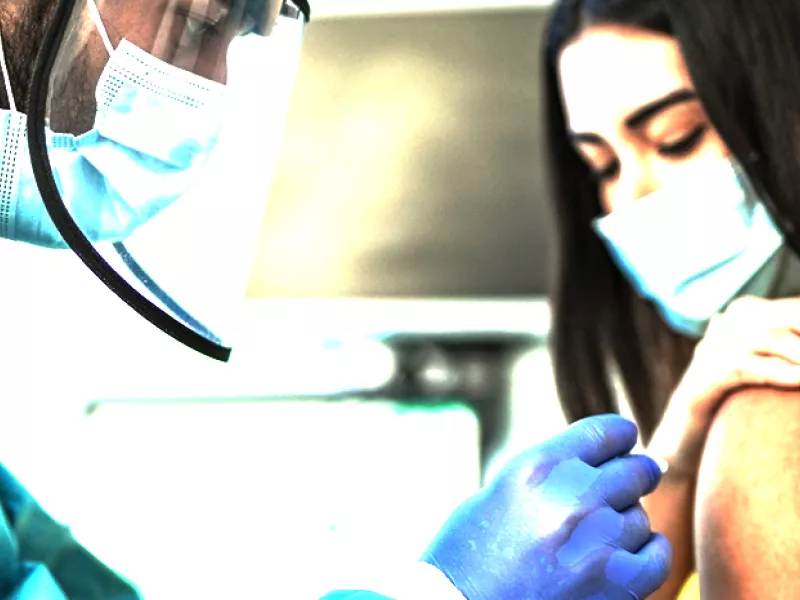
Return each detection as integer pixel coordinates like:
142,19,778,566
0,28,16,112
86,0,114,56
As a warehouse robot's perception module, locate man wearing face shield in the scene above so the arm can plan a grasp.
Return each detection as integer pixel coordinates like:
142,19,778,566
0,0,308,360
0,1,674,599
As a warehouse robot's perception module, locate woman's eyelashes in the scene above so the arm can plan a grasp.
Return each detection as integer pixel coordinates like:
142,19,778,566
596,159,620,181
588,124,709,181
656,124,708,158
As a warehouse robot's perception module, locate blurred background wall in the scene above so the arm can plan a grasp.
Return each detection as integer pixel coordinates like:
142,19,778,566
247,7,555,297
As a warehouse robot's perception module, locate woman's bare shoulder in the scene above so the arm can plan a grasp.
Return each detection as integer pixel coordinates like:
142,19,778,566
694,385,800,599
713,385,800,446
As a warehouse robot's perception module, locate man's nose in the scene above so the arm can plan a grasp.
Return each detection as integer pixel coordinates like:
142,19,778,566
244,0,283,36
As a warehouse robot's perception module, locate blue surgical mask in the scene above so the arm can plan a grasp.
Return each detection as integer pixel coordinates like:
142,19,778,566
592,159,784,338
0,3,226,249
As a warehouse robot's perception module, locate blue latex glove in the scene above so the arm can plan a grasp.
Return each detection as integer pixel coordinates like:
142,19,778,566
421,414,672,600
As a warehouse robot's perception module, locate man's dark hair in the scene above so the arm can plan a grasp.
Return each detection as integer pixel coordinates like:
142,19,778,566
544,0,800,443
0,0,58,112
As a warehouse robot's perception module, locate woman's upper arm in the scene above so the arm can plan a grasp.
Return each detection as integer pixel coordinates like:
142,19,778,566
695,385,800,600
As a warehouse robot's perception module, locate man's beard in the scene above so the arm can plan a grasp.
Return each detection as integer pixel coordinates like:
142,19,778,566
0,0,59,113
48,51,96,134
1,0,95,134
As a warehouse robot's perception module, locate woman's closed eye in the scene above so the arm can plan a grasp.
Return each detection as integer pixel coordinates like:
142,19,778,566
573,143,618,181
656,125,708,158
595,159,620,181
584,124,709,181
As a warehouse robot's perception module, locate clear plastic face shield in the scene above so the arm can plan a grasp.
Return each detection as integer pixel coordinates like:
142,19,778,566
2,0,309,361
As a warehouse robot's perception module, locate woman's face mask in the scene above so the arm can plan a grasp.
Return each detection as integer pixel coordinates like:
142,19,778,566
592,159,784,338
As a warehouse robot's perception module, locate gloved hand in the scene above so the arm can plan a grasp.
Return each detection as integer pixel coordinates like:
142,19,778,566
421,414,671,600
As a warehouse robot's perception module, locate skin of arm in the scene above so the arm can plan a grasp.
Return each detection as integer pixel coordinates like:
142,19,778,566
694,386,800,600
640,471,696,599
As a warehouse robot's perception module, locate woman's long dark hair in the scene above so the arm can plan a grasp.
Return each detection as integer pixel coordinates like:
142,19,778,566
545,0,800,443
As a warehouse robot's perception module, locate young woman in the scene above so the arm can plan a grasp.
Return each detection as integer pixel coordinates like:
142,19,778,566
544,0,800,598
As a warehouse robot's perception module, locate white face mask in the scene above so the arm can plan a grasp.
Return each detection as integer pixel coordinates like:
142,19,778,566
0,0,226,248
592,158,785,338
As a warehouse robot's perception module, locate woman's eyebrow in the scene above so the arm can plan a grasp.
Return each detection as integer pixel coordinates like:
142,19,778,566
567,89,698,143
624,88,698,130
568,132,606,146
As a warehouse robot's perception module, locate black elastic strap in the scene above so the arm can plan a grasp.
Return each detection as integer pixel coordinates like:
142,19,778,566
290,0,311,22
113,242,223,346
